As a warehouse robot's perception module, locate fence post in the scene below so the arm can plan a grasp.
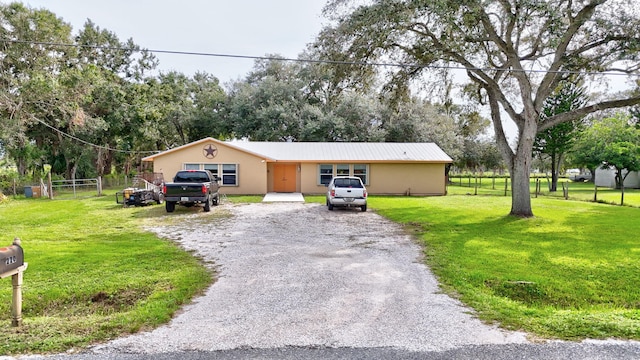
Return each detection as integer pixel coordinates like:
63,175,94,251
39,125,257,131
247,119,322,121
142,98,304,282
474,176,478,195
562,182,569,199
593,185,598,202
504,178,508,196
492,177,496,190
97,177,102,196
48,172,53,200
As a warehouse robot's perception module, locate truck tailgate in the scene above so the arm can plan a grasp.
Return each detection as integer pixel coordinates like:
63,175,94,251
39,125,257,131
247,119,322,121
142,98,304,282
165,184,206,198
334,188,365,198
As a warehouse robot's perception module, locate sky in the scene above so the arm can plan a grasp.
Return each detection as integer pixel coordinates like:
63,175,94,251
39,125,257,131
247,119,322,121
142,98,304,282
17,0,328,84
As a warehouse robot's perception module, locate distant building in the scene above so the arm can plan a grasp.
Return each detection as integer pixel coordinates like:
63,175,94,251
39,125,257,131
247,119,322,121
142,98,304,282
595,168,640,188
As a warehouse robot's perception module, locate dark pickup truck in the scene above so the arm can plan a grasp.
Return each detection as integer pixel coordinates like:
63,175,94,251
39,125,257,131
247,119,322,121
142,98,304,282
162,170,220,213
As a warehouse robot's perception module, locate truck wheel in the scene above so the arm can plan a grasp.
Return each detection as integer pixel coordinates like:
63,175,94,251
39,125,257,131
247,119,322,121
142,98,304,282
361,204,367,212
328,201,334,211
213,194,219,206
165,201,176,213
204,197,211,212
156,192,165,205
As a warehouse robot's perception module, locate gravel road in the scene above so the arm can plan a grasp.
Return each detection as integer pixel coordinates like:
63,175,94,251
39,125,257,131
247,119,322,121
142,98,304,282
87,201,526,354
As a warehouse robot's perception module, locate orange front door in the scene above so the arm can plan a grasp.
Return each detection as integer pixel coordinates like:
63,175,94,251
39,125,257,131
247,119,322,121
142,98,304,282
273,164,297,192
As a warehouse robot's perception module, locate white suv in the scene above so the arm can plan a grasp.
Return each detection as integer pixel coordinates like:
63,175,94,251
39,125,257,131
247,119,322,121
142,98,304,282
326,176,367,212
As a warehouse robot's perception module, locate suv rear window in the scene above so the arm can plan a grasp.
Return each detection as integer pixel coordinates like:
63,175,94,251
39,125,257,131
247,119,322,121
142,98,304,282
334,178,363,188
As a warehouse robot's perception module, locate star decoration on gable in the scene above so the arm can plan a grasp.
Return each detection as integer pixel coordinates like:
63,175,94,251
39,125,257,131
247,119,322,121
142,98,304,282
203,144,218,159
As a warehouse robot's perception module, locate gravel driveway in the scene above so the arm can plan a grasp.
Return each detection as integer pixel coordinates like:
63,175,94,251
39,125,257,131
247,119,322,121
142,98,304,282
91,202,527,354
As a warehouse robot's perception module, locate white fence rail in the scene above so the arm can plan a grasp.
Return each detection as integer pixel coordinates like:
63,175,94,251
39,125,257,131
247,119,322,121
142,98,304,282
50,177,102,198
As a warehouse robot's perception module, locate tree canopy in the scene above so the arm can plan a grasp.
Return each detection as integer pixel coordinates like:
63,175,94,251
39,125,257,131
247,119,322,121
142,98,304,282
572,114,640,189
316,0,640,216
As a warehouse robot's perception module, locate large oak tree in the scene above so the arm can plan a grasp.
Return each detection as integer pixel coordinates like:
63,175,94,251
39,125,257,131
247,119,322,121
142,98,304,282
316,0,640,217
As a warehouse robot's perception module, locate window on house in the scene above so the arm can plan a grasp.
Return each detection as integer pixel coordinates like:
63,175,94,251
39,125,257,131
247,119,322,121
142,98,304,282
353,164,368,185
222,164,238,186
318,164,370,185
204,164,218,178
183,163,236,186
319,164,333,185
336,164,350,176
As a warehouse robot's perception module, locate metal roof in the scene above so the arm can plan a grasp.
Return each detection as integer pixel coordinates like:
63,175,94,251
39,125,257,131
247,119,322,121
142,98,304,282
142,138,453,163
227,141,452,163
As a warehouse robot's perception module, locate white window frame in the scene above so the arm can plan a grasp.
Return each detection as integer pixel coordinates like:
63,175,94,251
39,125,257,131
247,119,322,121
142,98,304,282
318,164,334,185
203,164,219,179
336,164,350,176
317,164,370,186
221,164,239,186
184,163,200,170
182,163,238,186
353,164,369,185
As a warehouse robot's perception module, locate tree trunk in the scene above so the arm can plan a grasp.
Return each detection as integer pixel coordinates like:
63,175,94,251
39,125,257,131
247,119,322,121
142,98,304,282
589,167,597,184
509,117,537,217
615,169,623,189
96,147,105,177
510,149,534,217
550,152,558,192
16,157,27,177
487,88,535,217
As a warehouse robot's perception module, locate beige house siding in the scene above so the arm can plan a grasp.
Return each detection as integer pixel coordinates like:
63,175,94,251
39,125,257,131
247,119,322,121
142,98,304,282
368,163,446,195
299,162,446,195
150,140,268,195
300,163,322,194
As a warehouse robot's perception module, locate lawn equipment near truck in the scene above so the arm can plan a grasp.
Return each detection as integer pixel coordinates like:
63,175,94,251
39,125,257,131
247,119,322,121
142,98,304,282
116,174,164,207
116,187,164,207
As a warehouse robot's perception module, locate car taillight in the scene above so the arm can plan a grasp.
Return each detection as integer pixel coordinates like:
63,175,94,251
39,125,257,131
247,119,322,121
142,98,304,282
363,190,367,198
202,184,207,194
163,185,167,194
330,189,335,197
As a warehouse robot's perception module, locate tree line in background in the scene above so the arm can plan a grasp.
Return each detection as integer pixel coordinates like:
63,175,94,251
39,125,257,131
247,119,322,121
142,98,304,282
0,2,498,190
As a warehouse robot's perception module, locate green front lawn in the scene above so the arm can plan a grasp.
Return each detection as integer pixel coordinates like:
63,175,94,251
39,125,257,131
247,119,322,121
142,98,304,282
0,193,214,355
369,192,640,339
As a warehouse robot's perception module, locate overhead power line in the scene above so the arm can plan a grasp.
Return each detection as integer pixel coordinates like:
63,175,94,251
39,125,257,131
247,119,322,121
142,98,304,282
5,39,640,78
30,116,158,155
5,38,639,155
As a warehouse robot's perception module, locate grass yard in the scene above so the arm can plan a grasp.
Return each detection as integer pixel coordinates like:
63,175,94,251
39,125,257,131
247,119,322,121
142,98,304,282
1,187,638,355
448,176,640,207
368,192,640,340
0,192,217,355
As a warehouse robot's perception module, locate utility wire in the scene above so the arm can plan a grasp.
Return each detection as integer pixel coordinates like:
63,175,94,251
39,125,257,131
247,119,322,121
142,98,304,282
30,116,159,155
5,39,640,77
5,38,640,155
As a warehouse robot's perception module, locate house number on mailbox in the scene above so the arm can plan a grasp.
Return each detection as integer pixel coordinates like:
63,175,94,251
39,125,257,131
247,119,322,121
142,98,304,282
5,256,16,265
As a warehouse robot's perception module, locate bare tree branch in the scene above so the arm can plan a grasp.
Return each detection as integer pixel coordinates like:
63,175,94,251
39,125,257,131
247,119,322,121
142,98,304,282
539,96,640,131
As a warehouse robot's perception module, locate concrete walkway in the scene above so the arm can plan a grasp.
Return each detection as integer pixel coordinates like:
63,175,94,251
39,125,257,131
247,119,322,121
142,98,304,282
262,192,305,202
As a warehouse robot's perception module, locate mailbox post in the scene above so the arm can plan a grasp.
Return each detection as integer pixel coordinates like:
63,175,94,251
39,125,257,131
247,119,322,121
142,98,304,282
0,237,27,327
